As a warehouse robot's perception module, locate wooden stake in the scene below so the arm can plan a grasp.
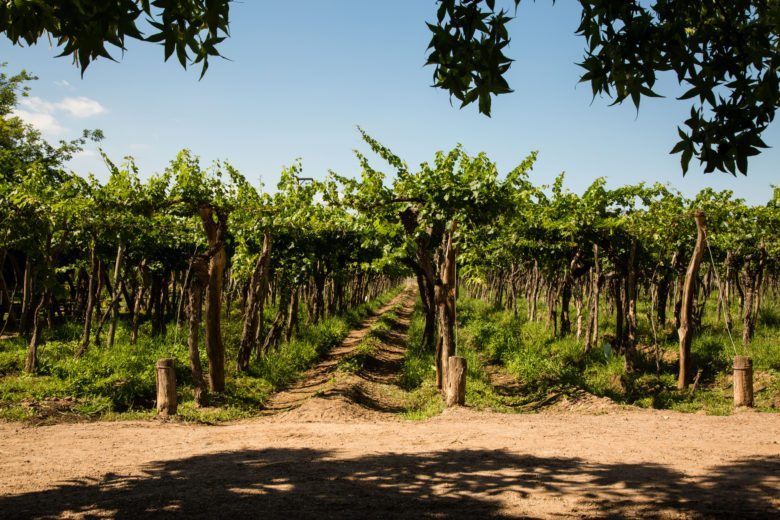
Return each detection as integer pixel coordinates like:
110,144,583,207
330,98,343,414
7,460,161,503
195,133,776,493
156,358,177,416
446,356,467,407
689,369,703,397
733,356,754,407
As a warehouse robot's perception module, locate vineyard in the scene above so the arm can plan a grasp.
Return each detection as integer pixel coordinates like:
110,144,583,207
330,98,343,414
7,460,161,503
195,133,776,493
2,64,780,518
2,109,780,516
2,1,780,516
1,67,779,423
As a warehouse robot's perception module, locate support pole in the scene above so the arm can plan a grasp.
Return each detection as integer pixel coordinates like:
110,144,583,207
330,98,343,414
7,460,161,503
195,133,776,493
733,356,754,407
446,356,466,407
156,358,177,416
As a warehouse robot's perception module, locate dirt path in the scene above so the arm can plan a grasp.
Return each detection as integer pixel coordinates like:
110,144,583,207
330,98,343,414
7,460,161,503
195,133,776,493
1,409,778,518
263,285,415,422
1,291,779,518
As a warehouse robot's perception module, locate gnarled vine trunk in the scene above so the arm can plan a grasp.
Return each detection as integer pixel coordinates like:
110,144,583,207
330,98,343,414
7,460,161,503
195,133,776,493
560,276,572,337
199,205,228,393
92,243,125,348
187,256,209,407
24,292,46,373
400,207,437,352
76,245,98,358
130,263,147,345
262,285,290,354
740,249,765,349
625,239,638,372
285,286,299,343
311,260,326,324
237,232,272,372
678,211,706,390
434,224,457,391
20,254,33,335
584,245,600,352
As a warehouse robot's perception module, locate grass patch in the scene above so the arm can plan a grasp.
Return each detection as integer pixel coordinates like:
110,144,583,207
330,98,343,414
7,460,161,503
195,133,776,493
0,286,403,424
453,296,780,416
399,313,433,391
402,379,445,420
398,299,508,416
399,310,445,419
338,336,381,374
0,403,36,421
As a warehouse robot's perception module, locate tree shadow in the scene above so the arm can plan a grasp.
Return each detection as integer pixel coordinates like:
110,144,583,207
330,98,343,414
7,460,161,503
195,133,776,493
322,384,406,414
1,448,777,519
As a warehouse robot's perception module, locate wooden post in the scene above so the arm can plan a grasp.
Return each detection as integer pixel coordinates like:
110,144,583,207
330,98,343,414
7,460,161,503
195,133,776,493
733,356,754,407
688,369,703,397
156,358,177,416
446,356,467,407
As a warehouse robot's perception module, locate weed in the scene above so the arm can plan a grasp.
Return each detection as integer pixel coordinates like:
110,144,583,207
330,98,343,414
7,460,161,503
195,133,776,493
0,287,403,423
338,337,381,374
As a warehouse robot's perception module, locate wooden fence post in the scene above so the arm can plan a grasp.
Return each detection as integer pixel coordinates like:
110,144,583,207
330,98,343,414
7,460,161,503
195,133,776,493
446,356,466,407
733,356,753,407
156,358,177,416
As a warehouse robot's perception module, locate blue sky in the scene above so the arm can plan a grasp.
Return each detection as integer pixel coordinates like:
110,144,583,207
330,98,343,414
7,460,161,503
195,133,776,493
2,1,777,204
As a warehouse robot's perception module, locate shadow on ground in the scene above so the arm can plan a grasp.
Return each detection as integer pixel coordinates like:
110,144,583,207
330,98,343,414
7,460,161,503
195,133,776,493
2,449,777,518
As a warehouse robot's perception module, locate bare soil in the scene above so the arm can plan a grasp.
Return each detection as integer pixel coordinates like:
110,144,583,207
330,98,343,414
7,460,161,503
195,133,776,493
1,291,779,519
263,288,414,423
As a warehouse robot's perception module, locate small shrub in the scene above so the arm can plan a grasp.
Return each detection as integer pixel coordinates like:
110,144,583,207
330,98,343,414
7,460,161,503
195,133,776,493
0,348,23,375
583,357,626,399
402,379,444,420
759,304,780,328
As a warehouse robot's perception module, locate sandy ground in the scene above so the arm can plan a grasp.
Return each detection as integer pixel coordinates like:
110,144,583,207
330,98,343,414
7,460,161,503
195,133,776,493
1,290,779,519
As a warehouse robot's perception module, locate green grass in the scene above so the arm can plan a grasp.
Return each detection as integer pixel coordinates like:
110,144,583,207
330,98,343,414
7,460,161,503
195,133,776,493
402,379,444,420
398,300,507,416
452,296,780,416
0,404,36,421
399,312,433,392
398,310,445,419
6,287,775,422
0,286,403,423
338,336,381,373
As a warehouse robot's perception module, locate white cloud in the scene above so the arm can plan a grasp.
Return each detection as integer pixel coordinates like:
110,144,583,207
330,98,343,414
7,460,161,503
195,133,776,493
57,96,106,118
54,80,71,88
19,96,56,114
72,149,97,159
11,108,66,135
10,95,105,136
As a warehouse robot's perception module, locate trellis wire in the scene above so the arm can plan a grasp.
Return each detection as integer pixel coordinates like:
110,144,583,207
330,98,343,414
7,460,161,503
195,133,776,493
454,262,458,356
704,230,739,356
173,243,199,349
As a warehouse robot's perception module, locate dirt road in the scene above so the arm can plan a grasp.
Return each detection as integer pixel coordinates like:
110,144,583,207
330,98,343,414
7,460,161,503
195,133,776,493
1,289,779,519
262,287,413,422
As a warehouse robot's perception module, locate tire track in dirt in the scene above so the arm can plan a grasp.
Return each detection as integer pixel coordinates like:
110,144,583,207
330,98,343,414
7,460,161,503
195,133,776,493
263,284,417,422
